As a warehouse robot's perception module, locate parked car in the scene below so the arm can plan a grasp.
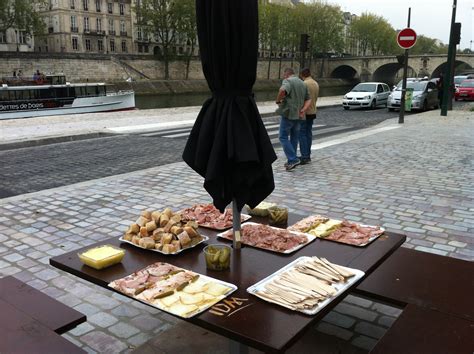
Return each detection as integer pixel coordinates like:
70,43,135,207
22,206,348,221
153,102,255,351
342,82,391,110
454,79,474,101
454,75,469,89
387,79,439,111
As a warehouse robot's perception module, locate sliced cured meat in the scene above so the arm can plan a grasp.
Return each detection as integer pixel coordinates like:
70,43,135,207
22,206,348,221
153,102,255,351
221,224,308,253
180,203,248,230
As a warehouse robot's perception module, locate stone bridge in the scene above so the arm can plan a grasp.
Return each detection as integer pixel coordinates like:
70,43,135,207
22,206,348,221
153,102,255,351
321,54,474,85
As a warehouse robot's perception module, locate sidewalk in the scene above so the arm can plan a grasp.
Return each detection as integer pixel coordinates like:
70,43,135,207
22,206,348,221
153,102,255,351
0,96,342,145
0,105,472,353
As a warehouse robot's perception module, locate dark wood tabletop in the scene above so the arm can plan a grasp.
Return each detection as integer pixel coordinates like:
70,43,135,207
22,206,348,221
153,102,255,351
50,214,405,353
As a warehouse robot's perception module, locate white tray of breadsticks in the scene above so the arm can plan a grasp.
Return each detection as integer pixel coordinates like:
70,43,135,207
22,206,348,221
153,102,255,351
247,256,364,315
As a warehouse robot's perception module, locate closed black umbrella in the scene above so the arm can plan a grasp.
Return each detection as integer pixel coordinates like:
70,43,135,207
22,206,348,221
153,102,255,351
183,0,276,248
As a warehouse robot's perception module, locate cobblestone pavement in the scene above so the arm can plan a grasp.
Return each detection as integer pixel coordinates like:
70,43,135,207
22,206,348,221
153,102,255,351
0,109,472,353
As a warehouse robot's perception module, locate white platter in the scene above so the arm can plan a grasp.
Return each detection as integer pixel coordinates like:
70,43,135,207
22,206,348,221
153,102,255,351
247,256,365,315
216,222,316,254
119,235,209,255
197,213,252,231
317,224,386,247
109,273,237,319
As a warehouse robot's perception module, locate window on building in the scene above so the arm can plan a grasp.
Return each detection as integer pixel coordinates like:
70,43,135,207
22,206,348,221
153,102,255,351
85,39,91,51
84,17,90,32
71,16,77,32
98,39,103,51
96,18,102,32
137,27,142,40
19,32,27,44
83,0,88,10
110,39,115,52
72,37,78,50
121,40,127,52
107,2,113,13
70,0,75,9
138,44,142,53
119,2,124,15
0,31,6,43
144,45,149,53
120,20,126,34
108,19,114,34
96,0,101,11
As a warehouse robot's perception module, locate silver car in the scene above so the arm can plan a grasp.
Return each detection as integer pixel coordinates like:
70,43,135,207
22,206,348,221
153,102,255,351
387,79,439,111
342,82,391,110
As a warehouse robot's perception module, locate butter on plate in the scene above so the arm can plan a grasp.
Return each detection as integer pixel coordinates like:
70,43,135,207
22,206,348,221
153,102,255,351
78,245,125,270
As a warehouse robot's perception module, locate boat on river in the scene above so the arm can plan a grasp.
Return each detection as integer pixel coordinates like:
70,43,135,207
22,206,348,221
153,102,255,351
0,74,135,119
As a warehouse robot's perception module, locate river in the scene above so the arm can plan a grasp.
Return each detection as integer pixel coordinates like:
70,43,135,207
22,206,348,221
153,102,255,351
135,85,352,110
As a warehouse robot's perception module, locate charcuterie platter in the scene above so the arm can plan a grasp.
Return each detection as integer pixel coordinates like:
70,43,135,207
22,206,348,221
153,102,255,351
289,215,385,247
109,262,237,318
217,222,316,254
180,203,251,231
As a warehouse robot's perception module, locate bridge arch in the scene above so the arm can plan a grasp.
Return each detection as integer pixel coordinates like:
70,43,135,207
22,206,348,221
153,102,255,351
372,63,417,86
330,65,358,80
432,60,473,78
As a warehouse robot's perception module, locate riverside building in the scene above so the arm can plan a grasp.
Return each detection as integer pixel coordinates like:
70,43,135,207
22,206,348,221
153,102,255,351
35,0,134,54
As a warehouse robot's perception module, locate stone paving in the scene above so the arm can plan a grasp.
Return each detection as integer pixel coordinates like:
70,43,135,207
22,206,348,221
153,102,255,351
0,109,473,353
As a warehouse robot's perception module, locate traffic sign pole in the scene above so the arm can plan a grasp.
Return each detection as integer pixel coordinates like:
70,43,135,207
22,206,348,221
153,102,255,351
398,9,412,124
441,0,457,116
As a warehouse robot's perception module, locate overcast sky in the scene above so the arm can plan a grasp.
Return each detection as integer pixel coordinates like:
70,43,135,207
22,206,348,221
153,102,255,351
326,0,474,50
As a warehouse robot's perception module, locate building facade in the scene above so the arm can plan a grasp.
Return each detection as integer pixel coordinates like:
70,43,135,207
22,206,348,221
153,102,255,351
0,28,34,52
35,0,134,54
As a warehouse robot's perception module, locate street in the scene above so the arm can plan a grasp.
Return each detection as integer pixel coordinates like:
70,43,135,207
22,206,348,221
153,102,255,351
1,102,469,199
0,105,391,198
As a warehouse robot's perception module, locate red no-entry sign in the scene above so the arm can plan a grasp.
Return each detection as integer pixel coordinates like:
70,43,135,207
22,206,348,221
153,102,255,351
397,28,417,49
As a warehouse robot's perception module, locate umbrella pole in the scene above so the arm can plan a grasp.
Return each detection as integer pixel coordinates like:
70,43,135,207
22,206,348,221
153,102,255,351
232,198,241,249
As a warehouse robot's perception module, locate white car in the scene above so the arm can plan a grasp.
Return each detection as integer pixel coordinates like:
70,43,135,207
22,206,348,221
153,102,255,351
342,82,391,110
387,79,439,111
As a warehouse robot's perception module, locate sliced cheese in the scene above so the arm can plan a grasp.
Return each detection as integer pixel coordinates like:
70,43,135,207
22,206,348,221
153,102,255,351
168,303,199,317
205,282,231,296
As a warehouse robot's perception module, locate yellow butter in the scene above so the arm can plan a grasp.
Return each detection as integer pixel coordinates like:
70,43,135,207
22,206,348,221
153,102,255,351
79,245,125,270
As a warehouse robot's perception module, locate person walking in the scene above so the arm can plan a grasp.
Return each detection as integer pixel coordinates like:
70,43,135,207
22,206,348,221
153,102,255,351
276,68,311,171
298,67,319,164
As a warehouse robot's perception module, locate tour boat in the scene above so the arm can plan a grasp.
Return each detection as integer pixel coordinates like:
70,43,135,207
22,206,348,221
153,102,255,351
0,74,135,119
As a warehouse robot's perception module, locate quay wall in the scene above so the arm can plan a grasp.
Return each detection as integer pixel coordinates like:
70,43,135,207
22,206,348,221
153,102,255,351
0,52,351,95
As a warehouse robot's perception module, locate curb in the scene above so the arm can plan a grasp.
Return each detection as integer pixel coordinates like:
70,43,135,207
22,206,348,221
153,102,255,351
0,132,115,151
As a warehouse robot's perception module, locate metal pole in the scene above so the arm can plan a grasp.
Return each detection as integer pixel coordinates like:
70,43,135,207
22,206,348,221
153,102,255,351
398,8,411,124
232,199,241,249
441,0,457,116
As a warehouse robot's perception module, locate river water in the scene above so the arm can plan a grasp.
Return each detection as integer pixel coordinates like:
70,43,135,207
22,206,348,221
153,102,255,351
135,85,351,110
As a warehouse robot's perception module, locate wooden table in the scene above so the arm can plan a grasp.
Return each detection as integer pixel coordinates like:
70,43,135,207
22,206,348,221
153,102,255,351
50,214,405,353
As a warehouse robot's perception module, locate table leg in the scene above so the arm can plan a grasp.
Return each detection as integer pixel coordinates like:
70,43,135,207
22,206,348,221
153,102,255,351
229,339,249,354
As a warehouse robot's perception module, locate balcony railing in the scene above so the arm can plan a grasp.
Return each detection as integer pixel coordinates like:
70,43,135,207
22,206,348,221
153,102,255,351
109,30,116,36
71,27,79,33
84,29,90,34
96,30,105,35
120,31,127,36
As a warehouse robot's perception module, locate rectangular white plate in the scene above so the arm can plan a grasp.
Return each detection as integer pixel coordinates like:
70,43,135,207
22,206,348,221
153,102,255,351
119,235,209,255
216,222,316,254
247,256,365,315
318,224,386,247
197,213,252,231
109,273,237,318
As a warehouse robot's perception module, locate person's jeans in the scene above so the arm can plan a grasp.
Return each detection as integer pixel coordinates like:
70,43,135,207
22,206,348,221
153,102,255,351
299,115,315,160
279,116,301,164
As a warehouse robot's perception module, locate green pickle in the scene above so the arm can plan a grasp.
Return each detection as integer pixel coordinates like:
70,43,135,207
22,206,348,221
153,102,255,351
204,245,230,270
